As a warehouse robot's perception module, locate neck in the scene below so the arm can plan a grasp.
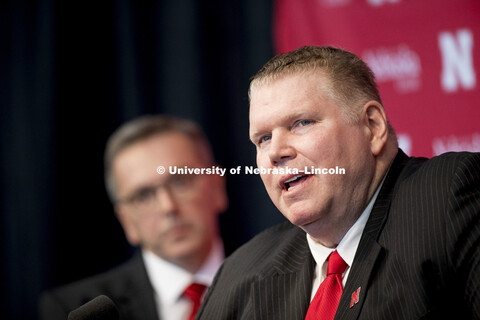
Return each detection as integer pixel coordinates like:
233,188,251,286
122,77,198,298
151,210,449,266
174,238,217,274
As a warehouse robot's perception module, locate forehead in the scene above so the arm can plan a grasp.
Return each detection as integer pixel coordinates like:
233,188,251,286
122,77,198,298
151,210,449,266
113,133,205,188
123,132,202,163
249,72,332,132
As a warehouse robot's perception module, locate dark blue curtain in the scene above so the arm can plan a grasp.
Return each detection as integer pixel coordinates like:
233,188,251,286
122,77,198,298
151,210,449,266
0,1,284,319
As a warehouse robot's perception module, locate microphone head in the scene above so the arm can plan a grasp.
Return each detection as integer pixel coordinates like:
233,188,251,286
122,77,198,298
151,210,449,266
67,295,119,320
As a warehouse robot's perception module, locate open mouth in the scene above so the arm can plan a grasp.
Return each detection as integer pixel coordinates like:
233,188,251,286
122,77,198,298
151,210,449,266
283,174,311,191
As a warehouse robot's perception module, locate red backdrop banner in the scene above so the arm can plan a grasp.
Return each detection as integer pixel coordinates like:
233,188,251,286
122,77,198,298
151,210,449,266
274,0,480,157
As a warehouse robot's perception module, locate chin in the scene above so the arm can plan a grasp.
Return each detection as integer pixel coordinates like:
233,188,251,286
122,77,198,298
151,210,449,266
166,246,198,262
284,210,315,227
181,236,208,253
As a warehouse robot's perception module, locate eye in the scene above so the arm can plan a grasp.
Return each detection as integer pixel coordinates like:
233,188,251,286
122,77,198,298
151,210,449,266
132,188,156,205
291,119,315,132
169,175,192,191
259,135,271,145
298,119,312,127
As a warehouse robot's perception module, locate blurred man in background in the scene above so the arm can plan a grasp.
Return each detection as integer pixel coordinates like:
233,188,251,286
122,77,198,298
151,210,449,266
40,115,228,320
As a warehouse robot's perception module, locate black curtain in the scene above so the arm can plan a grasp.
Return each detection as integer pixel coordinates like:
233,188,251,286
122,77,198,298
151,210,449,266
0,1,284,319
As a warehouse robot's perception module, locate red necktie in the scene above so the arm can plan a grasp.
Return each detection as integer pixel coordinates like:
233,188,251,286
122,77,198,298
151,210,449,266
305,250,347,320
183,283,207,320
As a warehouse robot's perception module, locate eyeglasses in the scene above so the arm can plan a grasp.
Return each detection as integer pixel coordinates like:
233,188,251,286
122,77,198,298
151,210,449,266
118,174,199,212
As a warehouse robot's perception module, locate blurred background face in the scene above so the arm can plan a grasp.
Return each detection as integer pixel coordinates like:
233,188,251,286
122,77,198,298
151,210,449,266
113,132,227,268
249,71,375,244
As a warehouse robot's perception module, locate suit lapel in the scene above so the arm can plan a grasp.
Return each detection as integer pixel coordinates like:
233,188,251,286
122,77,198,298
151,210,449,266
335,150,409,320
252,225,315,320
120,287,158,320
335,232,382,320
115,254,159,320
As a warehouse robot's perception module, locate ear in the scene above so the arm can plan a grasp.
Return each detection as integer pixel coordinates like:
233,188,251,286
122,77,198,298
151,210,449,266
210,172,228,214
115,204,141,246
361,100,389,156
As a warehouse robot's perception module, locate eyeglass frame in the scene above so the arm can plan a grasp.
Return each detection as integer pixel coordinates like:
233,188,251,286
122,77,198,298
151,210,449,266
116,173,202,212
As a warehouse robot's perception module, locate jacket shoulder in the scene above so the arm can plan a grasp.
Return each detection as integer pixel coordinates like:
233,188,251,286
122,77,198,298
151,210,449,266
221,221,306,276
39,254,150,319
394,151,480,189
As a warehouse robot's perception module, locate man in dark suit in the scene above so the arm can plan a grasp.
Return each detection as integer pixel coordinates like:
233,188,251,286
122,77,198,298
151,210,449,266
40,115,228,320
197,46,480,319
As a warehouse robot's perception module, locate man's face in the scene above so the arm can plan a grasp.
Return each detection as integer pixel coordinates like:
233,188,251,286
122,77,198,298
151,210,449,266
113,133,227,267
249,71,376,245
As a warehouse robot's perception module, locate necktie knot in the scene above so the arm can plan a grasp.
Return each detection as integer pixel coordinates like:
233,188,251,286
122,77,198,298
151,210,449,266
183,283,207,320
183,283,207,302
326,250,347,276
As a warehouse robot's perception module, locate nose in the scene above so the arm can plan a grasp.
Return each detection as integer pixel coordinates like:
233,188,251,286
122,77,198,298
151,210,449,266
268,131,296,166
155,187,179,217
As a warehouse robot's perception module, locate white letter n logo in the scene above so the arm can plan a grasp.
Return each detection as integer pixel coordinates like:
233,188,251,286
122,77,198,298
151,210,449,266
438,29,476,92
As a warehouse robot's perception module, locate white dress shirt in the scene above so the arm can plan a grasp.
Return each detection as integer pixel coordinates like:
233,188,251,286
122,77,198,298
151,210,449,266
142,240,224,320
307,180,384,300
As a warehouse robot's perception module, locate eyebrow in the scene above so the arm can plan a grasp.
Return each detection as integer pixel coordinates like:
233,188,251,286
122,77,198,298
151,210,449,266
249,129,267,145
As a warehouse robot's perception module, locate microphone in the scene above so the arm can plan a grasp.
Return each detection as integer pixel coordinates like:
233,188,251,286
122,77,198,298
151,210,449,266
67,295,119,320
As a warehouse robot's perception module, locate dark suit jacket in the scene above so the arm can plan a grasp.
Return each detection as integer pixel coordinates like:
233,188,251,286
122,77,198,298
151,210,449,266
197,150,480,320
39,253,159,320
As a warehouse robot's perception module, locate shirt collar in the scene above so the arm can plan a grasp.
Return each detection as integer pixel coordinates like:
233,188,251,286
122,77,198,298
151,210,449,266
142,240,224,305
